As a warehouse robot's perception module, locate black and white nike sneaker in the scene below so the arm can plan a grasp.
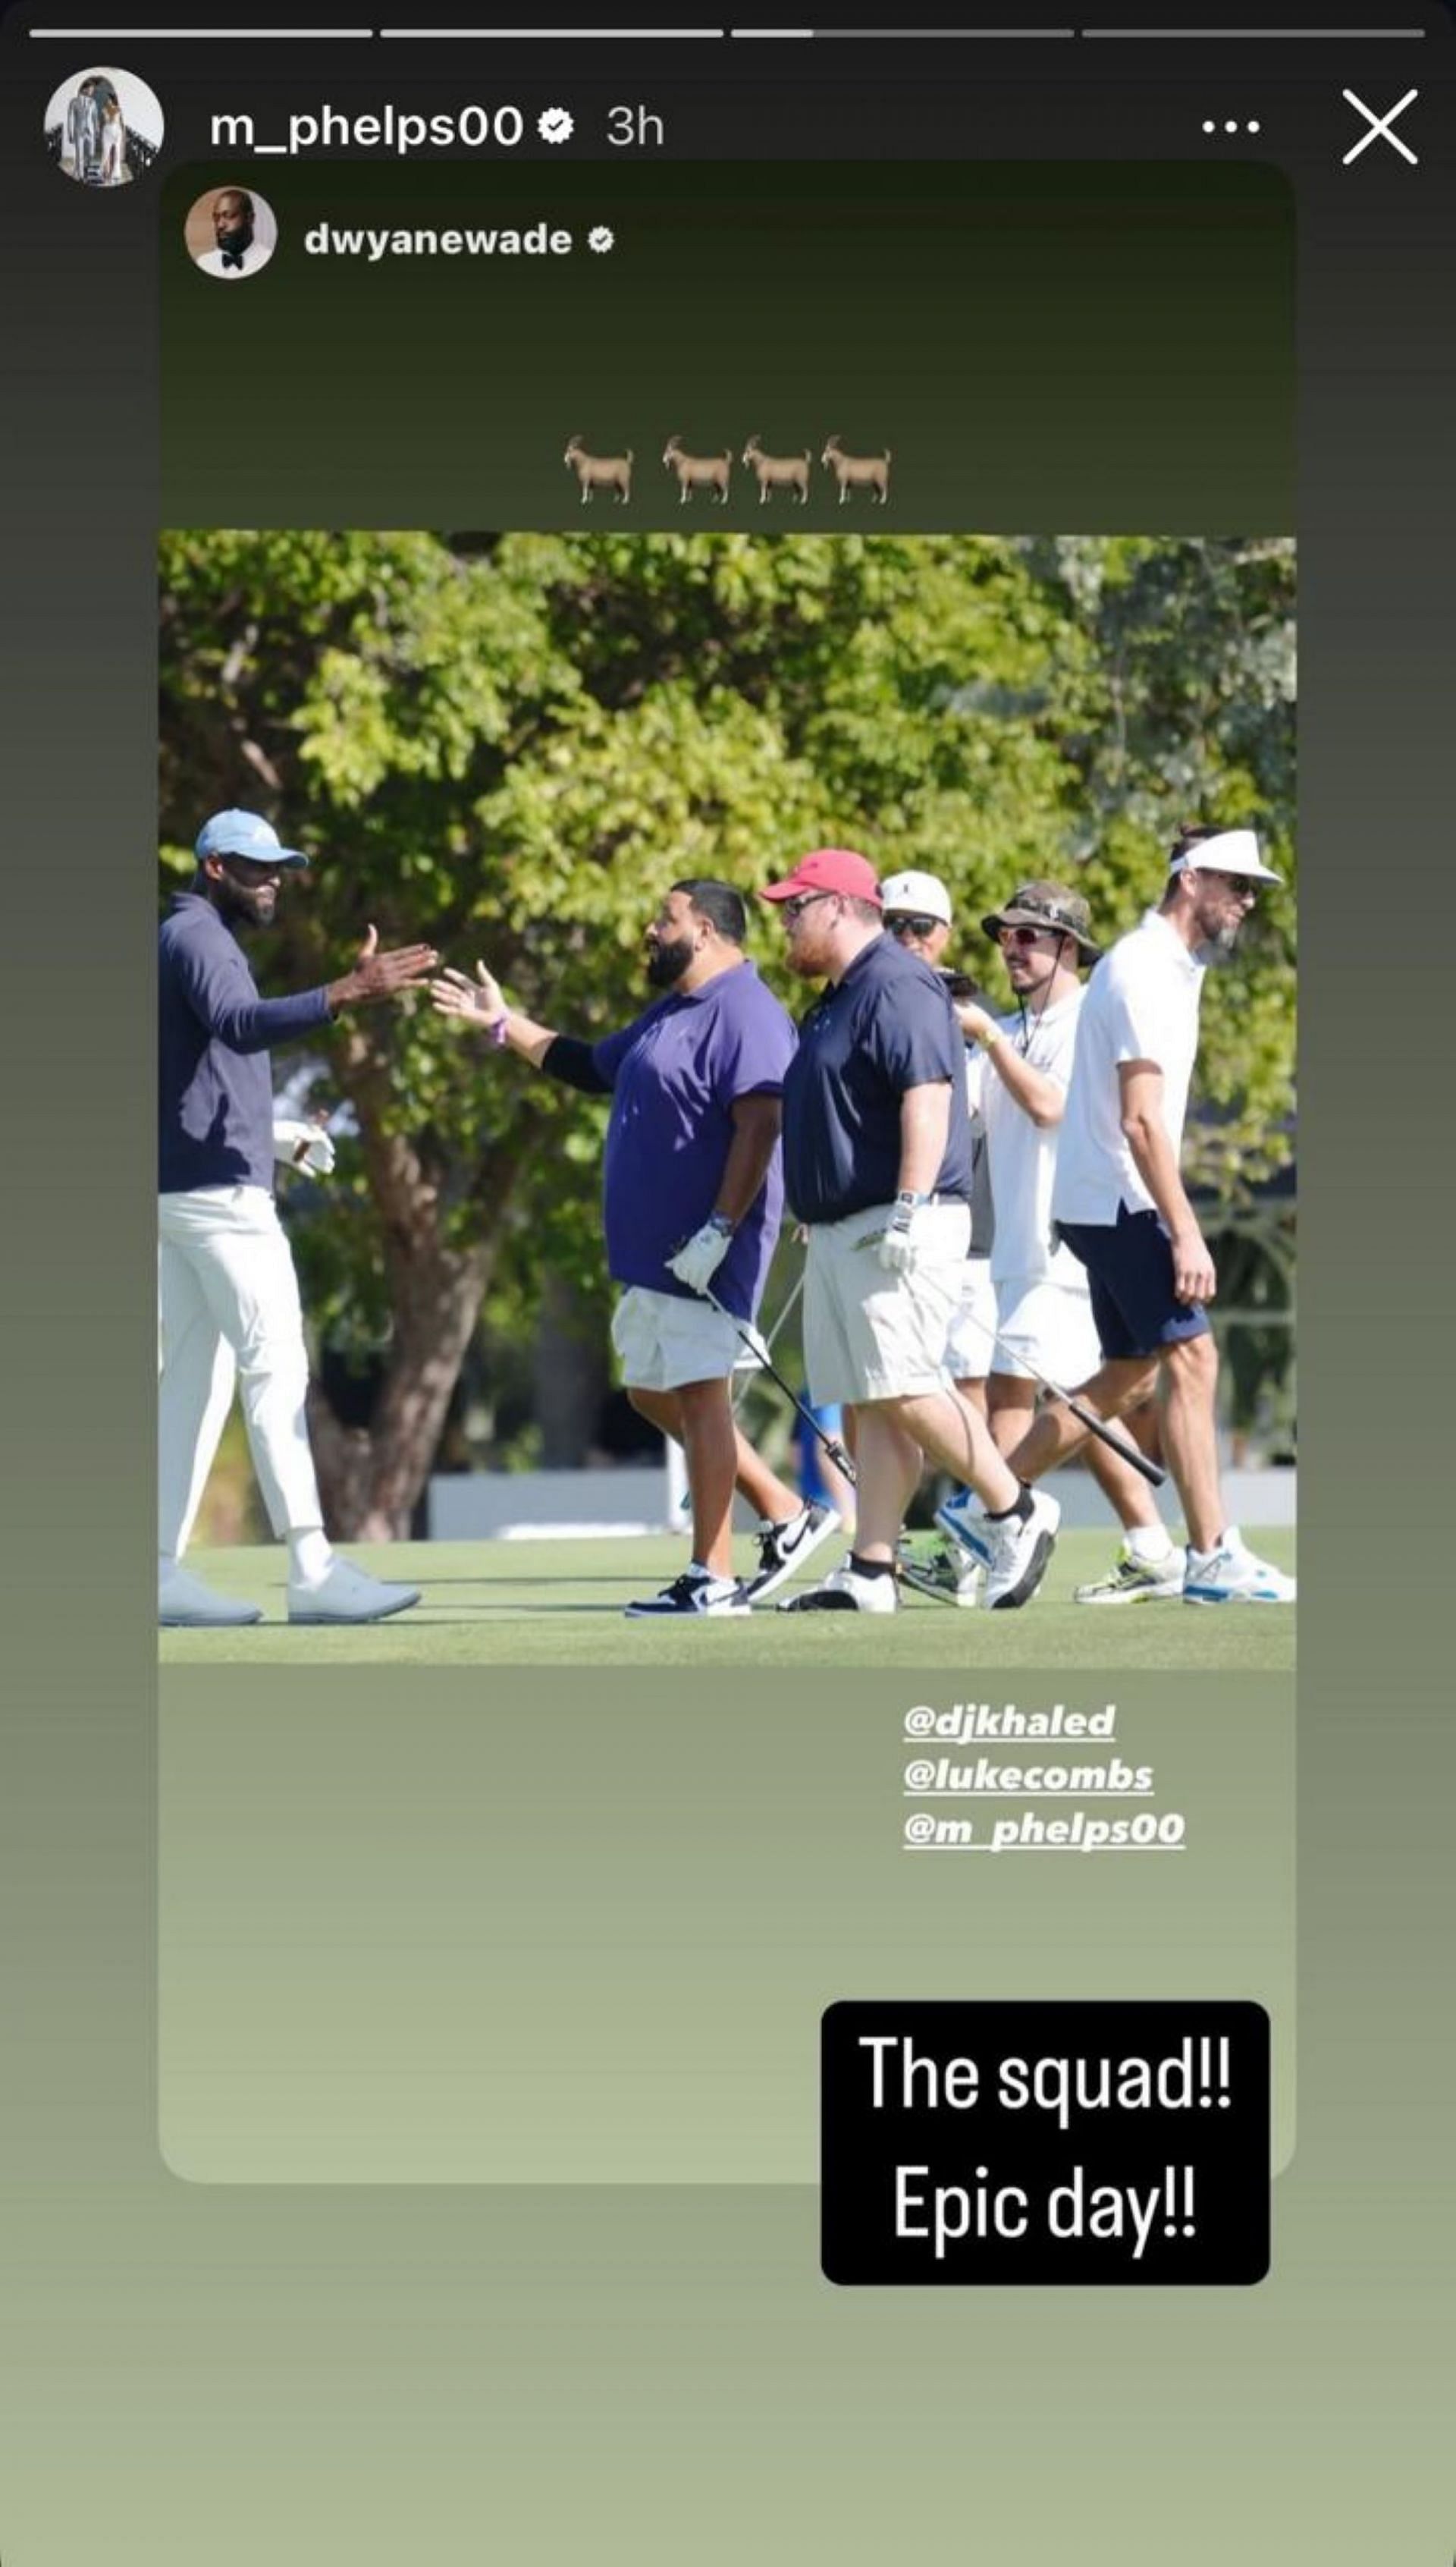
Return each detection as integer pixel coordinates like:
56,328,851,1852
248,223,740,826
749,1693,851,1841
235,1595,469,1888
624,1567,751,1620
742,1502,842,1604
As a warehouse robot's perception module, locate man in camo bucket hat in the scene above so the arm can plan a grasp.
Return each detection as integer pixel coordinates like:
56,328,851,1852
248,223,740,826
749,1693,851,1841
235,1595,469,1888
979,878,1101,964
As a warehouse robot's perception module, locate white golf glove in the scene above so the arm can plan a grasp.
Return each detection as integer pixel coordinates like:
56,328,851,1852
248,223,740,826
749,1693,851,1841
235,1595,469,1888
274,1117,336,1180
877,1192,931,1276
667,1215,735,1296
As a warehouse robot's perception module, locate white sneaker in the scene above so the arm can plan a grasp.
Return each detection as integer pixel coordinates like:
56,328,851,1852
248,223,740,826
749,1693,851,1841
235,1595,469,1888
624,1567,750,1619
287,1558,422,1624
159,1563,263,1627
897,1535,983,1609
778,1562,898,1614
982,1490,1061,1611
1074,1543,1185,1606
933,1486,994,1566
1183,1529,1296,1606
742,1501,842,1604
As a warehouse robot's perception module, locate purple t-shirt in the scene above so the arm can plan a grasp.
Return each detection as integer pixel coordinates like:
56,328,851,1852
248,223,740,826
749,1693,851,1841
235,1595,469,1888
592,961,796,1321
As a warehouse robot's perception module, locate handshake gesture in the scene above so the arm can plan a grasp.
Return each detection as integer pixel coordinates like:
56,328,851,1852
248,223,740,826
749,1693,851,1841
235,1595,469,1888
430,960,508,1030
327,923,439,1014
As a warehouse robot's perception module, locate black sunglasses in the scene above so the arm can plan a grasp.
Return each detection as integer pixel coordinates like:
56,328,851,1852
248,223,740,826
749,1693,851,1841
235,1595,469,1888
885,913,941,938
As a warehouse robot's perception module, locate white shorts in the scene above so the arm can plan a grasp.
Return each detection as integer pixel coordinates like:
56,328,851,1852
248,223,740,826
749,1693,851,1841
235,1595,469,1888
804,1200,971,1406
610,1285,747,1393
943,1255,997,1383
991,1272,1103,1388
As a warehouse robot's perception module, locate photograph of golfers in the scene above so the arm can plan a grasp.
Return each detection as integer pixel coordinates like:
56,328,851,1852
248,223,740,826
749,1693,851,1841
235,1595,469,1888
158,529,1296,1647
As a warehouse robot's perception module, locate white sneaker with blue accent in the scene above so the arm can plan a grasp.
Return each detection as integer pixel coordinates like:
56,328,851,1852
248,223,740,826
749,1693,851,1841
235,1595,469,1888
981,1489,1062,1611
1183,1530,1296,1606
933,1486,994,1566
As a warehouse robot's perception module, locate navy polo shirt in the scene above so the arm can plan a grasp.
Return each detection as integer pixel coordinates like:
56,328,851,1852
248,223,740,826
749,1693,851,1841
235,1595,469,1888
591,960,796,1321
781,935,973,1224
158,893,333,1192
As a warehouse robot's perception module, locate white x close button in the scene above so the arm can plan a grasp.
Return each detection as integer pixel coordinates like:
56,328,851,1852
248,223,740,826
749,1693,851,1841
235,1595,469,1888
1342,88,1420,168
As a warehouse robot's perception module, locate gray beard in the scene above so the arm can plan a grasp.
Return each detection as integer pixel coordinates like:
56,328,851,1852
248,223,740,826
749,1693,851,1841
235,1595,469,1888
1195,925,1241,966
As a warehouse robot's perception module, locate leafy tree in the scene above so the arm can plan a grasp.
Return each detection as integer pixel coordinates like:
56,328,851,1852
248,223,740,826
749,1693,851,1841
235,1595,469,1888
159,531,1294,1533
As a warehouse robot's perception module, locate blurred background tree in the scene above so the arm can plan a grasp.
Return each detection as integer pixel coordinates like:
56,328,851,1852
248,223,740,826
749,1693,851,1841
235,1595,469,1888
159,531,1295,1536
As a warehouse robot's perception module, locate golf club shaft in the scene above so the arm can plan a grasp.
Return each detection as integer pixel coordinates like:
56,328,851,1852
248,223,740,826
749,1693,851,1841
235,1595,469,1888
732,1267,805,1418
702,1286,858,1487
949,1297,1166,1489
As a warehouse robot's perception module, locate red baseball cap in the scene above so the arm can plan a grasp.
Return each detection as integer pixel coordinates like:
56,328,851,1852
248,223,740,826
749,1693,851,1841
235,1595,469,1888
761,847,882,906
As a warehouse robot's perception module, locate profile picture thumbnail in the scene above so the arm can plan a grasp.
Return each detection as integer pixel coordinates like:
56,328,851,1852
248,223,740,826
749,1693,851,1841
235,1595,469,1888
184,186,278,283
46,66,164,187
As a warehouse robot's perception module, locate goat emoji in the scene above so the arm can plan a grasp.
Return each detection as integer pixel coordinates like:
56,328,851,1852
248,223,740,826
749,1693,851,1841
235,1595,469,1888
821,436,892,505
662,437,733,506
742,437,811,507
563,437,633,505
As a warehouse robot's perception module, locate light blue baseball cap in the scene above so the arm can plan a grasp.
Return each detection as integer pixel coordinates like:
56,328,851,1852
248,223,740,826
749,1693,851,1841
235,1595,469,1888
194,809,309,869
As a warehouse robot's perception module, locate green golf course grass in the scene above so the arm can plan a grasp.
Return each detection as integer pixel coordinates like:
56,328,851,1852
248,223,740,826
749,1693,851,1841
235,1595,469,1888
161,1529,1296,1670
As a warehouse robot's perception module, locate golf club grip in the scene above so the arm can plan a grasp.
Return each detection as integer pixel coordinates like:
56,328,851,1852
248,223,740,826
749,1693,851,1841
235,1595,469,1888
1066,1398,1166,1488
824,1438,858,1489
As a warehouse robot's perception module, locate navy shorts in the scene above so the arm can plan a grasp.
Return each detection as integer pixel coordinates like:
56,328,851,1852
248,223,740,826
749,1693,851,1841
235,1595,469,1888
1056,1203,1212,1364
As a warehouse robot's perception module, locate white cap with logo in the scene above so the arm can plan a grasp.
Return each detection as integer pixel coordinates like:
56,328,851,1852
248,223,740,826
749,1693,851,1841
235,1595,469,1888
880,869,952,925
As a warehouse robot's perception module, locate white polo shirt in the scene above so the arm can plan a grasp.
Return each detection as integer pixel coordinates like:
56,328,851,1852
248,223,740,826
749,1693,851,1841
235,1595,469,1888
965,989,1087,1287
1052,908,1205,1226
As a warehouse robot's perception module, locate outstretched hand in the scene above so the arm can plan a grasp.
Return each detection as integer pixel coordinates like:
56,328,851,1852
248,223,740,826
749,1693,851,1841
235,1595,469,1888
430,961,507,1030
330,923,439,1010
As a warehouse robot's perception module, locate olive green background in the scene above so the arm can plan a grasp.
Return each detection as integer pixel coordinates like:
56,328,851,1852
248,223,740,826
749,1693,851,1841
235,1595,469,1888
158,1672,1294,2185
2,71,1450,2567
161,161,1294,528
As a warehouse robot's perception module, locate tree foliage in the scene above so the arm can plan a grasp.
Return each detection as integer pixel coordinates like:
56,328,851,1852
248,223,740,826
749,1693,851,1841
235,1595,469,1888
158,530,1296,1530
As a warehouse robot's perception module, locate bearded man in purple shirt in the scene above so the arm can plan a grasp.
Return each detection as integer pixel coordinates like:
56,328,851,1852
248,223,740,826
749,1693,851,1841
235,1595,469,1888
158,809,437,1628
432,879,839,1617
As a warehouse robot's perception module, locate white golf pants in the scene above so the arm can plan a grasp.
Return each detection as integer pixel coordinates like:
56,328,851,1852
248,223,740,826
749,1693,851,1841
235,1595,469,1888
158,1184,324,1558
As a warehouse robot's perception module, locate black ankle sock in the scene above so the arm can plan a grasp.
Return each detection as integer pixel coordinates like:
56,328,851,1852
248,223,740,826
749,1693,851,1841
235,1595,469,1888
849,1553,896,1581
984,1485,1034,1526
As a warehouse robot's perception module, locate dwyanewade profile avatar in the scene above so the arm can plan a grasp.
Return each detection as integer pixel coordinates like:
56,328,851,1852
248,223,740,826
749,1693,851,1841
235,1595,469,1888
47,66,164,187
186,186,278,282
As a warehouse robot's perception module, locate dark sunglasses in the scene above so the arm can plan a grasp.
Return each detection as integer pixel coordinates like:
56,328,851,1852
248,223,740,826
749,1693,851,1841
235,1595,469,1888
885,913,941,938
997,922,1062,948
780,891,836,924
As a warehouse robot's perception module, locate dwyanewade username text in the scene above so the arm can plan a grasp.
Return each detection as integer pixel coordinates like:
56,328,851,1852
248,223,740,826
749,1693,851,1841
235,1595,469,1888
303,221,599,262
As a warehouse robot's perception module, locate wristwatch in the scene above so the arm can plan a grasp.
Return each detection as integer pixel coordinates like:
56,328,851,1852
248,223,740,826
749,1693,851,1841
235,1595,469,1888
706,1210,737,1237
